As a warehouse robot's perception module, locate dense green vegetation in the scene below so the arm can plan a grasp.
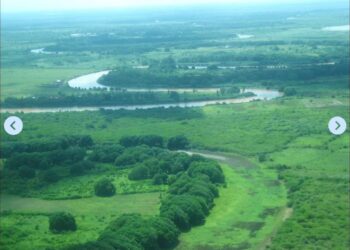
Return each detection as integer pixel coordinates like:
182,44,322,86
100,62,348,88
0,134,225,249
1,2,349,250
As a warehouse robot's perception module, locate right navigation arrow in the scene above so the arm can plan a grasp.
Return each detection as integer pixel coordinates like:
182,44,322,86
335,121,341,130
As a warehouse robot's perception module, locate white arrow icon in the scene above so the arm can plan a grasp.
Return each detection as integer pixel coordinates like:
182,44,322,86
4,116,23,136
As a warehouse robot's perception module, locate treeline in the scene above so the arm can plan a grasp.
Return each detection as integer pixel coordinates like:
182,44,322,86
99,61,349,88
3,92,157,108
0,135,93,158
1,135,95,185
1,90,247,108
0,134,191,189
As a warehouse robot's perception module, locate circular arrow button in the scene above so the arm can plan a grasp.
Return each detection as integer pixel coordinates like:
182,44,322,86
328,116,346,135
4,116,23,136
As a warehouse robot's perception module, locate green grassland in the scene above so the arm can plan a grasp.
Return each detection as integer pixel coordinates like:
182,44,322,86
0,192,160,250
177,161,287,250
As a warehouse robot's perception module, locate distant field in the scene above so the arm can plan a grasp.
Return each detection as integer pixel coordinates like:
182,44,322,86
0,68,90,98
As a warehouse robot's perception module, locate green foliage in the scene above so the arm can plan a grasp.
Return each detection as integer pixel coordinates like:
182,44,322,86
40,169,60,183
187,162,225,184
128,165,149,180
167,136,190,150
70,214,180,250
284,87,298,96
152,173,168,185
88,144,124,163
94,178,116,197
49,212,77,233
18,166,36,179
70,161,95,176
120,135,164,148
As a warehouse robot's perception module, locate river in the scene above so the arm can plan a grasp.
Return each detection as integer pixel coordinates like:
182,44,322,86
2,71,283,114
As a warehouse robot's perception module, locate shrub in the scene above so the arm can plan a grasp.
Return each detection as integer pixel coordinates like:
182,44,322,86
94,178,116,197
49,212,77,233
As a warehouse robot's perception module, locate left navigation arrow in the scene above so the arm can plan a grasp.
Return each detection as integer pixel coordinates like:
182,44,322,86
4,116,23,136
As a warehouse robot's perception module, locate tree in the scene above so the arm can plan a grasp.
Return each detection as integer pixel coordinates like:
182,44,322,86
284,88,297,96
188,162,225,184
78,135,94,148
150,216,180,248
94,178,116,197
70,161,95,176
159,57,176,71
167,136,190,150
169,91,180,102
128,165,149,180
41,169,59,183
18,166,35,179
49,212,77,233
152,173,168,185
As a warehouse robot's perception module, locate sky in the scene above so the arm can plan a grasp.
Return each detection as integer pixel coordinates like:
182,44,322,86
1,0,346,13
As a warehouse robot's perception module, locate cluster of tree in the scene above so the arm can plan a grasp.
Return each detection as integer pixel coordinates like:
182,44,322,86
119,135,189,150
88,144,124,163
112,145,198,183
98,67,224,88
65,147,224,249
1,136,96,190
5,147,86,171
97,61,348,89
0,135,93,158
66,214,180,250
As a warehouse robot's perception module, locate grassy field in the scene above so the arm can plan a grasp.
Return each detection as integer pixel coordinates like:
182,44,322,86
0,68,91,98
176,160,287,250
0,192,160,250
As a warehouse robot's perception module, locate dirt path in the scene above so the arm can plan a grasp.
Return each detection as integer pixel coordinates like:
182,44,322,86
179,149,258,168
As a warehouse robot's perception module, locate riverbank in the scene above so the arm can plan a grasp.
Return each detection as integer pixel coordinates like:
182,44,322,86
1,88,282,113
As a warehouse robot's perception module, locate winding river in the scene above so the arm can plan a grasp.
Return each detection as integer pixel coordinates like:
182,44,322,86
2,71,283,114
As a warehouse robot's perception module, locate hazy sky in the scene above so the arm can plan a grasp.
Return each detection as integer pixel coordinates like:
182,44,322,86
1,0,345,13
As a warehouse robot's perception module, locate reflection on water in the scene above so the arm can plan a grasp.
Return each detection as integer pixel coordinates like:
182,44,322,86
67,71,110,89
